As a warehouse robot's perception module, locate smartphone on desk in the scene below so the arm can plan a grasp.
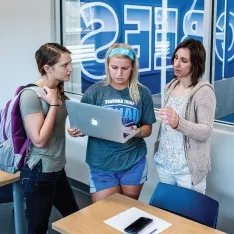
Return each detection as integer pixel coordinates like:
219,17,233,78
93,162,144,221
124,217,153,233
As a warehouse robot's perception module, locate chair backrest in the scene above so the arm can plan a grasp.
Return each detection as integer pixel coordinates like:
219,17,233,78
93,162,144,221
149,182,219,228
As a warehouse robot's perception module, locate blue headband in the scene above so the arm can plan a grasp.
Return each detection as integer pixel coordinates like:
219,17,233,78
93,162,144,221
108,47,135,61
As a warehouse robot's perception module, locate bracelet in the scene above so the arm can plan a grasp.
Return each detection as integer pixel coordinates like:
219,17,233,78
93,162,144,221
50,104,60,106
139,128,144,138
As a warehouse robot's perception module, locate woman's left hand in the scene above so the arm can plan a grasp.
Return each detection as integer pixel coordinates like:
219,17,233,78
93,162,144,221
159,107,179,128
130,125,141,137
67,127,85,137
124,125,142,137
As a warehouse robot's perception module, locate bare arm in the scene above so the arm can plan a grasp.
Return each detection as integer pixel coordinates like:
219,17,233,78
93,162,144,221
23,107,58,147
134,124,153,138
22,87,59,148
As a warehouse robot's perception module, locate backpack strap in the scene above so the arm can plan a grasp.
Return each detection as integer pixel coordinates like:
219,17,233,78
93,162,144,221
19,137,30,155
3,101,11,141
20,86,49,114
24,83,38,88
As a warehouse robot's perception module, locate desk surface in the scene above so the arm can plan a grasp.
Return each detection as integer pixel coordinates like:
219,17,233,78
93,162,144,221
0,170,20,186
52,193,226,234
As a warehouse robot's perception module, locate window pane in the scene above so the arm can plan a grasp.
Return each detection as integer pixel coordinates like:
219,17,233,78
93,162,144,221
214,0,234,124
62,0,82,93
62,0,206,110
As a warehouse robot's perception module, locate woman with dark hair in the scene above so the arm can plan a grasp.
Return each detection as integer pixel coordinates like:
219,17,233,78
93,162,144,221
19,43,79,234
154,38,216,194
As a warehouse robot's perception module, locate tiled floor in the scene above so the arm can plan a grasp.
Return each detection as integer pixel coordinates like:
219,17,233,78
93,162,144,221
0,187,92,234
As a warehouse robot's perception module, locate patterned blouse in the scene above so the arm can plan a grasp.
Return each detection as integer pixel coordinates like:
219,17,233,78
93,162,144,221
154,93,190,174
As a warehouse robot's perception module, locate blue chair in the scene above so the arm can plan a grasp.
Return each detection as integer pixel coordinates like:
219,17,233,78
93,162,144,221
149,182,219,228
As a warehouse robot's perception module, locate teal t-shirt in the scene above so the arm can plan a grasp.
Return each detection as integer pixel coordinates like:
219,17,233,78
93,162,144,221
81,81,156,172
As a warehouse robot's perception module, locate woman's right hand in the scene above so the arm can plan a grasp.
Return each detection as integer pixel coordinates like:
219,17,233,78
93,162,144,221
37,86,59,105
67,127,85,137
159,106,179,128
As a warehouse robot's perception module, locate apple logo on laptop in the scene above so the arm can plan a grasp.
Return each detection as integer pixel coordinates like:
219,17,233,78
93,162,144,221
91,118,98,126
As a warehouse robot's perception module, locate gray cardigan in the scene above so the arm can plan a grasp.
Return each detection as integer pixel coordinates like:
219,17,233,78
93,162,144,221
160,78,216,185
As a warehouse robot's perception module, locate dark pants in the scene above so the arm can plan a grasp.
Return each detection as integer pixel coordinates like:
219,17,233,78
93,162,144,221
20,161,79,234
0,184,13,203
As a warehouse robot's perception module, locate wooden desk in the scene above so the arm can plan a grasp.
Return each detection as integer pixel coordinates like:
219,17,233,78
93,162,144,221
0,170,20,186
52,193,226,234
0,170,26,234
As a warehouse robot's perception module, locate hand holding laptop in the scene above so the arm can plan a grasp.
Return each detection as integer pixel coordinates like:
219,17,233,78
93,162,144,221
128,125,144,138
67,127,86,137
123,122,142,138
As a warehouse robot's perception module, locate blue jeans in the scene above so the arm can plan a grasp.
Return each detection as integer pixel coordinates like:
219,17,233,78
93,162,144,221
20,161,79,234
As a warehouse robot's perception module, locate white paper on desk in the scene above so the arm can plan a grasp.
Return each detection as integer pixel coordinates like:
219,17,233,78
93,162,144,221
104,207,171,233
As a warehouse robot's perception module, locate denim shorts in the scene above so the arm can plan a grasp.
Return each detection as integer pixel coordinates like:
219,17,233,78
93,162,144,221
88,156,148,193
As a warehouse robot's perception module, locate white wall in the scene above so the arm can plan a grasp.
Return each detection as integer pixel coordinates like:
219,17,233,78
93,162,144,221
0,0,55,108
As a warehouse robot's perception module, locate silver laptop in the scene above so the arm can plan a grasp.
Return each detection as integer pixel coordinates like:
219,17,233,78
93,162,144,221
66,100,139,143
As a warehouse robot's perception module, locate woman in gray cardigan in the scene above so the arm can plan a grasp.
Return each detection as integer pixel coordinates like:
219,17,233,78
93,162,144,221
154,39,216,194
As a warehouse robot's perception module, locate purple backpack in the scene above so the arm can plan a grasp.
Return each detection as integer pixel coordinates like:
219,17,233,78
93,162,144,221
0,85,46,173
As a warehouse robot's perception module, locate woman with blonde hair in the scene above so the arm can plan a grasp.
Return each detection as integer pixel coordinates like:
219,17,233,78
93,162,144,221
68,43,156,202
